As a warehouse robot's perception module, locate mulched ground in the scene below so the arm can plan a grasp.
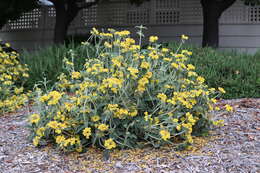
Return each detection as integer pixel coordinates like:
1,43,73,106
0,98,259,173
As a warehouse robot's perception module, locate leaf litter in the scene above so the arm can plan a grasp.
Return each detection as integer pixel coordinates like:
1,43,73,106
0,98,259,173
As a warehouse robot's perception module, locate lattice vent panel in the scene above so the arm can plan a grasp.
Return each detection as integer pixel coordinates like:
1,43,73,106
125,0,150,25
44,7,56,29
108,4,126,25
8,9,41,30
156,0,179,9
127,10,149,25
220,1,248,24
97,2,128,25
155,0,180,24
48,7,56,17
156,11,179,24
82,6,97,26
248,6,260,23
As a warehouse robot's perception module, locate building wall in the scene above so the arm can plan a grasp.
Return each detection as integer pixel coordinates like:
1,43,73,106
0,0,260,53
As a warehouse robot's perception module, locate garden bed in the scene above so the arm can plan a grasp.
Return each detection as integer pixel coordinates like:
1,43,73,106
0,98,259,173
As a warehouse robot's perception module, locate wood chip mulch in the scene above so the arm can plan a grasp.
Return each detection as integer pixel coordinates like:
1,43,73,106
0,98,259,173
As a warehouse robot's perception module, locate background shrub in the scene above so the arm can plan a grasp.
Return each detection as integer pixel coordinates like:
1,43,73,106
21,40,259,99
167,43,260,99
0,42,29,114
20,43,93,90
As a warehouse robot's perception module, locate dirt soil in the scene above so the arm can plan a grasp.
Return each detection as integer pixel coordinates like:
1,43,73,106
0,98,259,173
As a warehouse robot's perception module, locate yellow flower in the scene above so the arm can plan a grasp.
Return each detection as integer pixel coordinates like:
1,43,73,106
144,111,152,122
162,48,169,53
157,93,167,102
129,110,138,117
218,87,226,94
47,121,59,129
56,135,66,144
98,124,109,131
83,127,91,139
65,60,74,66
14,87,24,94
47,91,63,105
172,118,178,123
187,64,195,71
149,36,158,43
104,41,112,48
145,72,153,78
186,135,193,143
197,76,205,84
171,62,179,69
36,127,45,137
5,43,11,47
176,124,181,131
76,146,83,152
215,106,220,111
29,113,40,124
33,136,40,146
91,115,100,122
90,27,99,35
211,98,217,104
107,104,119,111
148,50,159,59
127,67,139,78
188,71,197,77
104,138,116,149
225,104,233,112
114,30,130,37
140,61,150,69
213,119,224,126
99,33,113,37
71,71,81,79
39,95,49,102
160,130,170,141
181,34,189,40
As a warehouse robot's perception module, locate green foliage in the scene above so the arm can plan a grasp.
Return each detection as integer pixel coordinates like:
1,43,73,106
21,40,259,100
20,43,93,90
28,28,227,153
0,43,29,114
167,42,260,99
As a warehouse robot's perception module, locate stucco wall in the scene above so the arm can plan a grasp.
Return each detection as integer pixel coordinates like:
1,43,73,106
0,0,260,53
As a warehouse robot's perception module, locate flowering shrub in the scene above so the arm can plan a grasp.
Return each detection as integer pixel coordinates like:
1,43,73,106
29,27,231,152
0,43,29,114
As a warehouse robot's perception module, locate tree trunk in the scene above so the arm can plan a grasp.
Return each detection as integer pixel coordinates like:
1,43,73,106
0,22,6,30
52,0,79,44
53,3,67,44
201,0,236,48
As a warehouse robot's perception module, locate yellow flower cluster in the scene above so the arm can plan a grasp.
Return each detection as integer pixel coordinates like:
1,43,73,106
149,36,158,43
104,138,116,149
0,43,29,114
160,130,170,141
29,28,229,152
83,127,91,139
29,113,40,124
40,91,63,105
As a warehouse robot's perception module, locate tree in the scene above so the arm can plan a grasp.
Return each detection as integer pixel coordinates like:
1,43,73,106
243,0,260,5
46,0,149,44
46,0,100,44
201,0,260,48
0,0,38,30
200,0,237,48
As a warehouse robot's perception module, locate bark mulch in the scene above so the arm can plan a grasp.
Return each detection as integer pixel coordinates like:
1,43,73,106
0,98,259,173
